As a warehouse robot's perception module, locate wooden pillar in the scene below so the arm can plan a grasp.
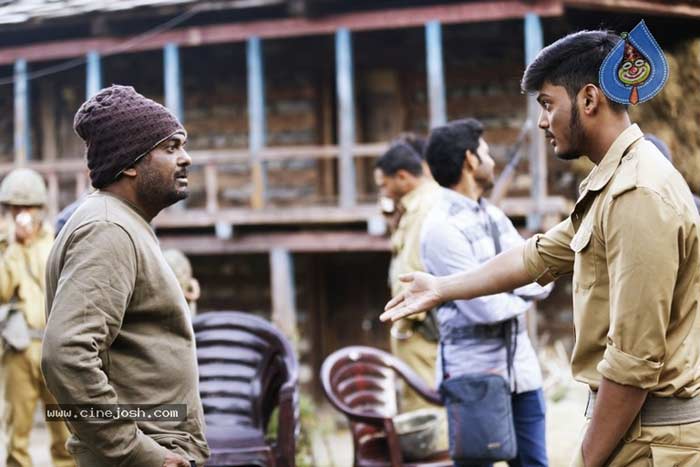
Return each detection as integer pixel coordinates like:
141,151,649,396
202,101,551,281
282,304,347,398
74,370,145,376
47,172,59,222
524,13,546,347
14,59,30,164
39,81,58,162
164,43,183,122
164,43,186,210
335,28,357,208
524,13,546,233
247,36,267,209
270,248,298,344
86,51,102,99
425,20,447,128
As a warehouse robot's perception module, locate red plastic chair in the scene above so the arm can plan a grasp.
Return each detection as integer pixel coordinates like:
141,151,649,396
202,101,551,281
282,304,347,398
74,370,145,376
321,346,451,467
194,311,299,467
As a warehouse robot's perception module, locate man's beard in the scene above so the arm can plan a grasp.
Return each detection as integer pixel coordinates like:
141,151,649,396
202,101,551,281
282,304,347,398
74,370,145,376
136,162,189,214
476,175,495,192
555,103,587,161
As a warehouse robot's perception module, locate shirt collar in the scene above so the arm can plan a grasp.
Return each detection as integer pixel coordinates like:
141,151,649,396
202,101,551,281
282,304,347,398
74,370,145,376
400,179,438,212
581,124,644,193
441,187,482,213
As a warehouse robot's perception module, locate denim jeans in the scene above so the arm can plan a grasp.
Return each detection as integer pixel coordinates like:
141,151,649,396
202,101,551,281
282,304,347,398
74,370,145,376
454,388,547,467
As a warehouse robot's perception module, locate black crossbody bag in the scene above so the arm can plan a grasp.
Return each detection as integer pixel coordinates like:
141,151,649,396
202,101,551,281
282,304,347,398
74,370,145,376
438,212,518,463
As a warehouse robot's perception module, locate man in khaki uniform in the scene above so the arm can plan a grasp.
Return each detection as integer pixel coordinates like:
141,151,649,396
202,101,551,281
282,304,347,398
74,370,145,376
0,169,74,467
381,30,700,466
163,249,201,317
374,142,441,412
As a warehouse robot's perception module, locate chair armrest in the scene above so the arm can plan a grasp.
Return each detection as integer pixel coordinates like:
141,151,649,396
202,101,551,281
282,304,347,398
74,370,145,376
391,358,443,406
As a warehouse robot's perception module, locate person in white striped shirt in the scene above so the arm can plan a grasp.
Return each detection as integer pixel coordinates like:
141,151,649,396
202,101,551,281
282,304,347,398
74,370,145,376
420,118,553,467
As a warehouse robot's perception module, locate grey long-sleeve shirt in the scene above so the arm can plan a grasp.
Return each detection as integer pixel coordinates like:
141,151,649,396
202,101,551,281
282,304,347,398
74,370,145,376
42,191,209,467
420,188,552,393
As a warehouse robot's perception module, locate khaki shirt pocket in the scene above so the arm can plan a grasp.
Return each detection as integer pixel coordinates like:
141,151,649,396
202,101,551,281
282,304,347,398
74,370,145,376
570,224,597,289
650,443,700,466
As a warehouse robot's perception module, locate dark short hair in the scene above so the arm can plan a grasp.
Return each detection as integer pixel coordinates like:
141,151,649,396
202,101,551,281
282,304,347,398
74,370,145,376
521,30,627,113
425,118,483,188
375,142,424,177
392,133,427,160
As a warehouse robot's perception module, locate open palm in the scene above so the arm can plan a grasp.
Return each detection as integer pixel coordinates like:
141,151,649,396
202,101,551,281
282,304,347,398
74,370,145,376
380,272,443,322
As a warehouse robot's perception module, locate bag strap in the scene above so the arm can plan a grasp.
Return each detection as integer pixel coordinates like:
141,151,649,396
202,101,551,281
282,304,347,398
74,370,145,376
486,209,518,393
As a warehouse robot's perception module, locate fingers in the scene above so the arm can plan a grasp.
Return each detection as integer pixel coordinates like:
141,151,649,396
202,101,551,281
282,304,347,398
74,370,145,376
398,273,415,283
384,292,405,311
380,304,414,323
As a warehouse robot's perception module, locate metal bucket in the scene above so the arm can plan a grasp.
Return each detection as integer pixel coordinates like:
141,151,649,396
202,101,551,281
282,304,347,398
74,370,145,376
393,408,442,461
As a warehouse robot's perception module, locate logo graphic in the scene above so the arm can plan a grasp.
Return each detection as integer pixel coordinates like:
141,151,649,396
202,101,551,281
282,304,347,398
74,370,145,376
599,20,668,105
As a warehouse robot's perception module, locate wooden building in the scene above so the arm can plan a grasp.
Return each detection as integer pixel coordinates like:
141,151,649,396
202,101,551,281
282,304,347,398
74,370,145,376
0,0,698,394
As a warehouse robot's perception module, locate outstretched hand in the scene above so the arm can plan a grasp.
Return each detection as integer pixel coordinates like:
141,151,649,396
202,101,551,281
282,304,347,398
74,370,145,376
380,272,443,322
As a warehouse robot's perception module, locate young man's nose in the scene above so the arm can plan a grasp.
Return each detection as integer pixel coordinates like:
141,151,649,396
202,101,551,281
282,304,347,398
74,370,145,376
537,109,549,130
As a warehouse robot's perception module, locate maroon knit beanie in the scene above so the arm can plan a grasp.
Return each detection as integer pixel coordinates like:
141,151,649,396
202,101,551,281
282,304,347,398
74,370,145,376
73,85,185,189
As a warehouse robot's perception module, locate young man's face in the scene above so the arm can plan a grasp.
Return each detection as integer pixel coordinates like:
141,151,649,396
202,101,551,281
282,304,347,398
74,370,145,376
471,137,496,191
374,168,412,201
137,132,191,208
536,82,586,161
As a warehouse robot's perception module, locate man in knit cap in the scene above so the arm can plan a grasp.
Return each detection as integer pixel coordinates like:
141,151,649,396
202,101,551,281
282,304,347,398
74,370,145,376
41,85,209,467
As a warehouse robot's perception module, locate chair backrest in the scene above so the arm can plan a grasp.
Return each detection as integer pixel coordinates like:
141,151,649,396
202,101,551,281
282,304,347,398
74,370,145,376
320,346,402,461
193,311,299,433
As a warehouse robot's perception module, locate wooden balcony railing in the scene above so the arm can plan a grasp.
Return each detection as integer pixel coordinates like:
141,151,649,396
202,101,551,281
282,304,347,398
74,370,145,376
0,143,573,230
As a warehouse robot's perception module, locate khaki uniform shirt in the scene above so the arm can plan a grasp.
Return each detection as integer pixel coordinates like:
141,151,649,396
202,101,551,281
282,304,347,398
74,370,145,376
0,224,53,330
389,179,441,296
523,124,700,397
389,180,440,334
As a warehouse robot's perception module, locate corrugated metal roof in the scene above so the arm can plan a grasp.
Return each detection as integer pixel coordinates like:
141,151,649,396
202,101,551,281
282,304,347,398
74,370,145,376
0,0,282,25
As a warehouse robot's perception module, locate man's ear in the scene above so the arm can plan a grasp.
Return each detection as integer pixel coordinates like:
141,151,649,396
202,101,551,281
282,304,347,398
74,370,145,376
395,169,410,182
463,150,479,172
121,167,137,178
580,84,602,116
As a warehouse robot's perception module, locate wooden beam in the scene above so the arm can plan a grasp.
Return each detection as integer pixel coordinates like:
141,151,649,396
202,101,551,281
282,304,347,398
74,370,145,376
0,1,564,65
158,231,392,254
563,0,700,17
152,196,572,229
524,13,547,232
425,20,447,129
154,204,381,228
335,28,356,208
14,59,30,164
0,143,390,174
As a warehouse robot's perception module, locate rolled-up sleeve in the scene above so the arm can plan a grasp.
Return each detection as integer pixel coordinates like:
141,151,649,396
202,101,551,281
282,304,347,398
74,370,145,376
522,217,575,286
596,188,679,389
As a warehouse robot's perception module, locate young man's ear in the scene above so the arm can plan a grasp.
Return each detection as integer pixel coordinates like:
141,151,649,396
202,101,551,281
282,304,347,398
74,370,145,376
463,150,479,172
580,84,602,116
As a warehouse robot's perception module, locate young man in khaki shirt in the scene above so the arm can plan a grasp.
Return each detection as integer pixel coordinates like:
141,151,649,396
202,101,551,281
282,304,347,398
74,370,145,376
42,85,209,467
374,142,441,412
381,31,700,466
